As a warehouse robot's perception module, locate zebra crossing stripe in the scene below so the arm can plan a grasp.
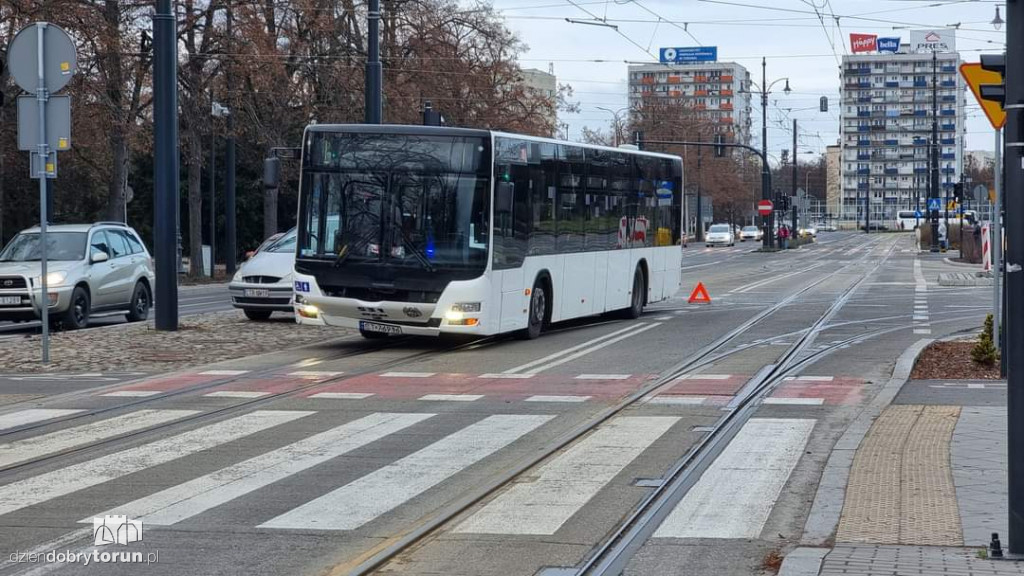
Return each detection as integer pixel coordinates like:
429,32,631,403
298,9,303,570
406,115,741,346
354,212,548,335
455,416,679,535
653,418,814,538
0,409,84,432
0,410,199,469
0,410,311,517
84,412,434,526
259,414,553,530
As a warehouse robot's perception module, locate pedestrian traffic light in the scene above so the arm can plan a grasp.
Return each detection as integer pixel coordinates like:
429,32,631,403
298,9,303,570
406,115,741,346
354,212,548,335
953,183,964,204
979,53,1006,107
714,134,725,157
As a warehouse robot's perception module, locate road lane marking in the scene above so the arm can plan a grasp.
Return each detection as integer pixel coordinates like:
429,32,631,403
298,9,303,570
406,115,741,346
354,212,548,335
259,414,552,530
84,412,434,526
288,371,343,378
380,372,436,378
795,376,834,382
308,392,374,400
676,374,731,380
914,329,932,334
198,370,249,376
0,409,84,432
644,396,706,405
732,262,827,294
574,374,632,380
479,373,534,379
0,410,199,468
419,394,483,402
653,418,815,539
0,410,311,517
501,324,653,375
455,416,679,535
513,323,662,375
525,395,591,403
204,391,270,399
101,390,162,397
763,398,825,406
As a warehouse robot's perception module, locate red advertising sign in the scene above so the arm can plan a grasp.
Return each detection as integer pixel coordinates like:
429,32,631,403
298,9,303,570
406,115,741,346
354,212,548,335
850,33,878,53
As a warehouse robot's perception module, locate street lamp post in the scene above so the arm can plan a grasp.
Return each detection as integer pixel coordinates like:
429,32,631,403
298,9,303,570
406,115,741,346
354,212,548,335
596,106,629,147
749,57,791,249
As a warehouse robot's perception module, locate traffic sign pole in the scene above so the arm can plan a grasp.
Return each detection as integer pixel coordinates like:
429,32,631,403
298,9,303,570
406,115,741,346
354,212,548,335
994,127,1003,355
35,23,49,363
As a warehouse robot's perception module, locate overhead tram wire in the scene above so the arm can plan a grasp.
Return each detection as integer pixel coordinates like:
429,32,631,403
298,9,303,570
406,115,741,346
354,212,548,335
563,0,659,59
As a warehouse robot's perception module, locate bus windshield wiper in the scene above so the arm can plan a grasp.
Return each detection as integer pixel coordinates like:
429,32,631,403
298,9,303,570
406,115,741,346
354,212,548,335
400,235,435,273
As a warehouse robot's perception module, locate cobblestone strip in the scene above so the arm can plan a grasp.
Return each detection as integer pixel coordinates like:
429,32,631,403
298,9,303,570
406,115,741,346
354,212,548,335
821,544,1024,576
900,405,962,545
836,405,919,543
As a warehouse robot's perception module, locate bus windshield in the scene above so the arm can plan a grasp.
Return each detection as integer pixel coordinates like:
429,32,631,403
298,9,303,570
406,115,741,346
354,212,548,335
298,132,490,271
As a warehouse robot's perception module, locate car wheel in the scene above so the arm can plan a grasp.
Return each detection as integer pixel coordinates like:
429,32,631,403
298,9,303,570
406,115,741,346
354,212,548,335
517,281,548,340
62,286,90,330
619,267,645,320
243,309,273,321
125,282,151,322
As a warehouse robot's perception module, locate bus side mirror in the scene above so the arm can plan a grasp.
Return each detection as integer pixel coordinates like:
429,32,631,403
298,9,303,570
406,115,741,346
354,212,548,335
264,157,280,189
496,182,514,213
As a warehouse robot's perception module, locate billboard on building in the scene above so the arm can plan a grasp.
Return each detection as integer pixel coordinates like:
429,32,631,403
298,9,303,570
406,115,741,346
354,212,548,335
877,37,901,53
850,34,877,53
910,29,956,53
659,46,718,63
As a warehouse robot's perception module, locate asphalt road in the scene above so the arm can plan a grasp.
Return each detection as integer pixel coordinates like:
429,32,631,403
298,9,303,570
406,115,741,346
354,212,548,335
0,232,990,576
0,283,232,339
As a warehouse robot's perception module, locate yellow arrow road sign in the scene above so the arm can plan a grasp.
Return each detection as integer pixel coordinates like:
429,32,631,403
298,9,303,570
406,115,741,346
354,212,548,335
960,63,1006,130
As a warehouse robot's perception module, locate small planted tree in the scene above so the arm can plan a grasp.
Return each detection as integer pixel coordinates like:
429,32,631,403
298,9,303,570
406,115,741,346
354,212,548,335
972,314,998,367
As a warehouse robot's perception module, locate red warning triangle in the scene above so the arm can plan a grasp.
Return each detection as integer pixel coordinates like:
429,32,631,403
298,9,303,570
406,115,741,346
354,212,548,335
688,282,712,304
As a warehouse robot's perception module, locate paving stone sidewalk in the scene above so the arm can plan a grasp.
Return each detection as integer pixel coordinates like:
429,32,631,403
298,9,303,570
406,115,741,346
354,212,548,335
0,311,353,373
820,545,1024,576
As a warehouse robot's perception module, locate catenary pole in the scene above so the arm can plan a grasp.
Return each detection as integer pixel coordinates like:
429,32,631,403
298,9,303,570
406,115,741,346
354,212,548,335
153,0,178,330
1005,0,1024,554
930,50,941,252
365,0,382,123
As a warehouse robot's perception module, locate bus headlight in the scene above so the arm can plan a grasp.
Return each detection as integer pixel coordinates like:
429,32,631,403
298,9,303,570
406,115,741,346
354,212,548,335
450,302,481,313
298,304,320,319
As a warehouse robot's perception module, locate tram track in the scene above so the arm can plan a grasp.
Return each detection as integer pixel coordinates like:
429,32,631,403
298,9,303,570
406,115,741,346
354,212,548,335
336,237,902,576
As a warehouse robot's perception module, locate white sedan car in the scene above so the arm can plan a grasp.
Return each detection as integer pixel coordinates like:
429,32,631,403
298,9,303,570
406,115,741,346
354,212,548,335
739,225,763,242
228,228,296,320
705,224,735,247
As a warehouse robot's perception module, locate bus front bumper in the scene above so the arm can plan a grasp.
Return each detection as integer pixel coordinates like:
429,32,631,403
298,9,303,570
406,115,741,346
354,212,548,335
298,297,487,336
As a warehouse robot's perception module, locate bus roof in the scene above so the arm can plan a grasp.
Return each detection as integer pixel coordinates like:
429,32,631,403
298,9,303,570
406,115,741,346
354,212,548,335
303,124,680,161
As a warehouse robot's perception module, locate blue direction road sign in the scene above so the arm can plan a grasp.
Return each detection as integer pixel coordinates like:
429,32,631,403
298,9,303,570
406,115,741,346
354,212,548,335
927,198,942,211
915,210,923,218
660,46,718,63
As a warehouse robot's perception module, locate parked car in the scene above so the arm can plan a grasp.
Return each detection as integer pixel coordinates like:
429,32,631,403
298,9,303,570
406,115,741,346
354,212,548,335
705,224,735,247
229,228,297,321
815,221,836,232
739,226,763,242
0,222,155,329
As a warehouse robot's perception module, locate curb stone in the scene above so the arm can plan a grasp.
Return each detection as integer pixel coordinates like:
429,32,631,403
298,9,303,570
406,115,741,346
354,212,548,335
778,339,933,576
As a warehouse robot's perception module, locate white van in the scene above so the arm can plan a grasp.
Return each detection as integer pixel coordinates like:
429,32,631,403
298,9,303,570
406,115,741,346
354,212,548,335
894,210,921,231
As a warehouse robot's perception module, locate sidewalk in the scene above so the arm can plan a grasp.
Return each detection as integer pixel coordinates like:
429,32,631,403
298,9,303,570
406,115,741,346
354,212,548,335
782,348,1018,575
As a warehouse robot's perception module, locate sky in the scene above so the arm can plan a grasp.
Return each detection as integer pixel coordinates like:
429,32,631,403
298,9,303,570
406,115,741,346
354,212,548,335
488,0,1007,162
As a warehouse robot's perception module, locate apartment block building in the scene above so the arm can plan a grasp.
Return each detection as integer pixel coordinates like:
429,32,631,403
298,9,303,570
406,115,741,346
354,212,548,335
839,49,964,224
627,62,753,146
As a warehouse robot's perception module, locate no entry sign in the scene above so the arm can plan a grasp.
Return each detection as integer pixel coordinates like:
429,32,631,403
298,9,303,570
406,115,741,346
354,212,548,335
758,200,774,216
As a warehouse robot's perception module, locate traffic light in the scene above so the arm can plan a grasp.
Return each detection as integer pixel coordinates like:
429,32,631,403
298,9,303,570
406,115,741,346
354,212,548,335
819,96,828,113
714,134,725,157
980,53,1006,107
953,182,964,204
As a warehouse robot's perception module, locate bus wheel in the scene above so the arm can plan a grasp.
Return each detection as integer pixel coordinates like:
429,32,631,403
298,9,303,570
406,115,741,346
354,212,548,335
517,282,547,340
621,267,645,319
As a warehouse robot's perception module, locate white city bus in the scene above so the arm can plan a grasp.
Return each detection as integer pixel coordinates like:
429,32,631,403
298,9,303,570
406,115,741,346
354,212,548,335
292,125,683,339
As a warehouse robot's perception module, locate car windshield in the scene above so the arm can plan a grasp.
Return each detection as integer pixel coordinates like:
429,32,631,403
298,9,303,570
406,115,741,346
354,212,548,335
742,226,758,232
265,230,297,254
709,225,730,233
0,232,87,262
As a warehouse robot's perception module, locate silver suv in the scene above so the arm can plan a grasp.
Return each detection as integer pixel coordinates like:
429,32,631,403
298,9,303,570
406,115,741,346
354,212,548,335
0,222,156,329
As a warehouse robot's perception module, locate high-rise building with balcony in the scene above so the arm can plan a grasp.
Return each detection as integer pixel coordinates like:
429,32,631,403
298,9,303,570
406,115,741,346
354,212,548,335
627,62,752,146
839,47,964,225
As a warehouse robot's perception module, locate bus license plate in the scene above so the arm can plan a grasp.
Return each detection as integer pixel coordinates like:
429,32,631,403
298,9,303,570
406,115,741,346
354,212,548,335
360,321,402,335
244,288,271,298
0,296,20,306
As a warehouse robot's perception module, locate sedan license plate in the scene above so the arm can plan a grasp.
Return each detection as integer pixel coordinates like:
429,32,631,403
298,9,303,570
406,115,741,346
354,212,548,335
0,296,21,306
244,288,271,298
359,321,402,335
